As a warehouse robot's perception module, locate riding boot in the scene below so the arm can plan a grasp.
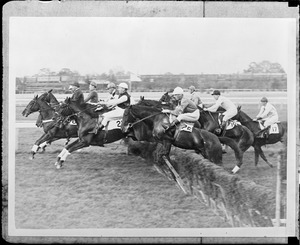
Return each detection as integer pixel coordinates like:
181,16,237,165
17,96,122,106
165,119,180,132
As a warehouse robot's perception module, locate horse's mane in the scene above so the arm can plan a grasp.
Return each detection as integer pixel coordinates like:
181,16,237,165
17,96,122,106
236,108,252,121
137,99,163,108
131,104,162,117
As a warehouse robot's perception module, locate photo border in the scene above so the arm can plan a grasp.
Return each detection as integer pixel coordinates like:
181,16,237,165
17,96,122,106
2,1,299,243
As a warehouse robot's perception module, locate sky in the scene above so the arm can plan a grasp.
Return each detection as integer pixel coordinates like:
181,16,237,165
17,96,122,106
9,17,292,77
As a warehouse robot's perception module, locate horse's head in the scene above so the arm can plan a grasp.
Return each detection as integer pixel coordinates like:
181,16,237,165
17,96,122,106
40,89,59,107
22,95,40,117
121,105,136,134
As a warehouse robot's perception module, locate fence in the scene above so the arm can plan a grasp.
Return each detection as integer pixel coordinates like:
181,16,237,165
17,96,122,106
126,140,286,227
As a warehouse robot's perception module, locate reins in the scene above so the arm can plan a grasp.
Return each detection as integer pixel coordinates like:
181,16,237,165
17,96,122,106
127,110,163,128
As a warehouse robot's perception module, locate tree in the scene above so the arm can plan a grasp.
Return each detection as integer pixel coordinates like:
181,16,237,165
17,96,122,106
244,61,285,74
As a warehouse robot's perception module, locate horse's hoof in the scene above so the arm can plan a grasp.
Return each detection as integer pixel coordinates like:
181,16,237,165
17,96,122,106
232,165,240,174
56,162,63,169
29,155,34,160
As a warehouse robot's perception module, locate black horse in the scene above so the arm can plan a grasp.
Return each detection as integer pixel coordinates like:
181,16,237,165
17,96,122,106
122,104,223,166
233,107,286,167
54,97,124,169
198,107,254,173
136,98,248,173
22,90,78,159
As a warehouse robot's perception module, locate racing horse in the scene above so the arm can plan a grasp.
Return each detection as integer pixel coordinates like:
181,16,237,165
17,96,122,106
22,90,78,159
232,106,286,167
54,97,124,169
198,107,254,173
136,99,248,173
122,104,224,166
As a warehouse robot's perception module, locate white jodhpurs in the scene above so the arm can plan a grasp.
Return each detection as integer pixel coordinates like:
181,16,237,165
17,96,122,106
101,107,124,126
222,108,238,122
177,109,200,122
262,115,279,127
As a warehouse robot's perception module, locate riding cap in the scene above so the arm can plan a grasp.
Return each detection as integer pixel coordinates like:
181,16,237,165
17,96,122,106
172,87,184,95
261,97,268,102
189,85,196,91
70,81,80,87
118,82,129,89
90,81,97,88
211,90,221,96
107,82,116,89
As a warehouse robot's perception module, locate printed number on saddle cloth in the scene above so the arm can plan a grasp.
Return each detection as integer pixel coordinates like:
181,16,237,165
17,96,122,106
69,120,77,125
226,120,241,130
269,124,279,134
180,122,194,132
107,119,122,130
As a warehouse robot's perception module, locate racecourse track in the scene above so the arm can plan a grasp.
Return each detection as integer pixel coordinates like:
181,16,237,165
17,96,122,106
10,91,287,229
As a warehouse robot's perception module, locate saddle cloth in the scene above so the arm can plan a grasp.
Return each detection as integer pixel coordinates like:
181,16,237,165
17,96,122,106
69,120,77,126
225,120,241,130
106,118,123,130
179,121,194,132
258,122,280,134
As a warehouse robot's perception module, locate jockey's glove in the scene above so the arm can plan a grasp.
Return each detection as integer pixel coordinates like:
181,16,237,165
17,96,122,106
162,109,170,113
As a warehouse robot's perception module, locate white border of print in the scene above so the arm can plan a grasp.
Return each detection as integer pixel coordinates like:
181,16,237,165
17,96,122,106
4,1,299,240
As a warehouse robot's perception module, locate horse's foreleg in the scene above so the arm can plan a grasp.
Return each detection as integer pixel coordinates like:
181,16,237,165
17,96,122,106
55,139,89,169
30,133,52,159
219,137,243,174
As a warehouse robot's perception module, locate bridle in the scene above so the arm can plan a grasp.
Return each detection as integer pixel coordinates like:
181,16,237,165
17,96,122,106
125,107,163,129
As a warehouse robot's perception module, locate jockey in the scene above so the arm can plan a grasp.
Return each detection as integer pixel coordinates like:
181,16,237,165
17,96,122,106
69,81,84,105
95,82,131,133
254,97,279,128
188,85,203,108
84,81,98,104
105,82,118,101
204,90,237,131
162,86,200,131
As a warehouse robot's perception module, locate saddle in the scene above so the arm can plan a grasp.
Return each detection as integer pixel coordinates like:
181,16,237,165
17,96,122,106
214,119,241,135
89,117,123,135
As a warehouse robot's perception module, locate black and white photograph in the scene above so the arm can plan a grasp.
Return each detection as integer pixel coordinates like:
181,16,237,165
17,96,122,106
2,1,299,243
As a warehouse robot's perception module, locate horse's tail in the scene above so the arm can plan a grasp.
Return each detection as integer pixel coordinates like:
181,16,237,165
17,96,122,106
218,136,243,166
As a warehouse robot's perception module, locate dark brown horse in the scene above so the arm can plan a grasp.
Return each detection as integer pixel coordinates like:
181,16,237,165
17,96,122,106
198,107,254,173
22,91,78,159
122,104,223,166
232,107,286,167
54,97,124,169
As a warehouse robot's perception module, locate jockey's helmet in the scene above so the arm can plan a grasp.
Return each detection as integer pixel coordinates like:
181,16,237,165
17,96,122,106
261,97,268,102
107,82,116,89
211,90,221,96
70,81,80,88
172,87,184,95
90,81,97,88
189,85,195,91
118,82,129,89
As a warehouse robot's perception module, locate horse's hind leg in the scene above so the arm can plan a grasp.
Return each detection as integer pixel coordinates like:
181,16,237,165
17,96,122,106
254,145,273,168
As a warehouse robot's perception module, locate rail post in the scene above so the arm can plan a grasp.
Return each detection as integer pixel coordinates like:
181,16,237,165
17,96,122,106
274,153,281,226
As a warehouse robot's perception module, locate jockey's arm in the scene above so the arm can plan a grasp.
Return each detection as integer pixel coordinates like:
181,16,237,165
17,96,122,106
170,99,189,116
106,95,127,107
256,105,267,119
84,93,92,103
206,102,219,112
